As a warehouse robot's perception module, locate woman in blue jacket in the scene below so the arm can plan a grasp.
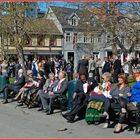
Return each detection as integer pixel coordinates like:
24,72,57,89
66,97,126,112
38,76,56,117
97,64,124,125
129,72,140,104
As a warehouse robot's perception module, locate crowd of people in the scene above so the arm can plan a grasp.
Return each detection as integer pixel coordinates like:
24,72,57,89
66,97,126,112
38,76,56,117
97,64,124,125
0,54,140,134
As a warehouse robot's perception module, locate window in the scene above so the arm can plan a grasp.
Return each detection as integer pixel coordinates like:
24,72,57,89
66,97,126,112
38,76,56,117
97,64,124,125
49,37,57,47
3,38,10,46
84,35,88,43
71,18,77,26
107,35,110,43
98,36,102,43
32,38,37,46
73,33,77,43
91,35,95,43
121,36,124,44
66,33,71,42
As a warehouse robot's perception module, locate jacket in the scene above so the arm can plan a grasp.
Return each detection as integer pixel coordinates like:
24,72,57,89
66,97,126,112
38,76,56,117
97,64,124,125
129,81,140,103
77,59,88,74
51,79,68,96
13,75,25,91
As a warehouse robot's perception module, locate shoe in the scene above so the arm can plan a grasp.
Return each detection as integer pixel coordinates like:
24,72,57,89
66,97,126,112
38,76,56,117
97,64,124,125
114,123,123,133
28,105,32,109
67,119,74,123
42,109,49,113
121,108,127,113
46,110,53,115
101,112,109,120
66,116,74,123
2,100,8,104
18,100,22,103
102,123,109,129
17,103,23,106
37,108,43,111
11,98,17,102
62,113,67,119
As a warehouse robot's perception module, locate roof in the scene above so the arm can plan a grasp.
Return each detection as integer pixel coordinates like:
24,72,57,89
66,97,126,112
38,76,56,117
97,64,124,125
49,6,92,31
25,18,62,35
0,16,62,35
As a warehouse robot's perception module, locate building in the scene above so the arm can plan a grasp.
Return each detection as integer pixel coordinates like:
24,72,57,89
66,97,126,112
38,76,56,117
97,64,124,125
47,6,97,67
47,6,140,67
0,18,63,61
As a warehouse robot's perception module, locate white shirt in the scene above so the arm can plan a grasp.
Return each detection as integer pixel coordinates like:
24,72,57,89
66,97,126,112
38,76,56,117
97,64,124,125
54,78,65,92
83,83,88,93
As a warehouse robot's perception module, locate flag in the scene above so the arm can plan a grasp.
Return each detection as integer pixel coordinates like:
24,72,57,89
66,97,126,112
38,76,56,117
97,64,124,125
73,33,77,49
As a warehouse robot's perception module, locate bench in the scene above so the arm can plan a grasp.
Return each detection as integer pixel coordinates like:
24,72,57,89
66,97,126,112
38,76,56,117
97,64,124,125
111,102,140,134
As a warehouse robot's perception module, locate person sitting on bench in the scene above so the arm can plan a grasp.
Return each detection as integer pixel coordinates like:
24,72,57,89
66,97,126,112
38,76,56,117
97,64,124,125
0,69,25,104
129,72,140,107
39,71,68,115
62,73,94,123
110,73,131,133
89,72,112,128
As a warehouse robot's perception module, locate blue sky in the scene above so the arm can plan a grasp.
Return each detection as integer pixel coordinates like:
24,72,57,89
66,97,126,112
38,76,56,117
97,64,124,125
38,2,68,11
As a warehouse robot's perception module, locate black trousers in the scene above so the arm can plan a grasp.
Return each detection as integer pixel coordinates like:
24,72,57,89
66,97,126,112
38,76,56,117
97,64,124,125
112,97,128,124
65,93,89,119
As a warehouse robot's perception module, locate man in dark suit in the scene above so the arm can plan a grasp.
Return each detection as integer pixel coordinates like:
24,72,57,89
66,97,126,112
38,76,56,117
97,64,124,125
39,71,68,115
62,73,97,123
77,55,88,76
1,69,25,104
113,55,122,83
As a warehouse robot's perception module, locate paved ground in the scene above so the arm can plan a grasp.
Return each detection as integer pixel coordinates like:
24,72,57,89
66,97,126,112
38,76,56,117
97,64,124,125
0,99,139,138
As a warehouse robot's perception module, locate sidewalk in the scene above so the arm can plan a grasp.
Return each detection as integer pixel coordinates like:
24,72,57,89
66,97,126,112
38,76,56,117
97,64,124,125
0,99,139,138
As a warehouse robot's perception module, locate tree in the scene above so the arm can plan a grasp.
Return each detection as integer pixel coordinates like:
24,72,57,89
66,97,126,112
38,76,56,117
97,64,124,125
0,2,39,76
67,2,140,55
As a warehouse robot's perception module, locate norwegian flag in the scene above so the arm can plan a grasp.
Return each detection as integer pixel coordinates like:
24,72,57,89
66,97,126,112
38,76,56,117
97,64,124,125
73,33,77,49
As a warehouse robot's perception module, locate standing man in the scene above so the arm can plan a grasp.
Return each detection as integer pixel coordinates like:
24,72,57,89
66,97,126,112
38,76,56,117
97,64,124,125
113,55,122,83
32,58,38,78
49,58,55,74
88,56,96,79
102,57,111,74
77,55,88,77
14,60,21,80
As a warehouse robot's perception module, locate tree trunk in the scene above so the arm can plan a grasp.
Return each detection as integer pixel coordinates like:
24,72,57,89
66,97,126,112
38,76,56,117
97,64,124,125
16,44,27,78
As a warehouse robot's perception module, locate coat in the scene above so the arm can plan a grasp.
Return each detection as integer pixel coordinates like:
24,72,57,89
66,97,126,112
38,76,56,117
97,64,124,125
77,59,88,75
129,81,140,103
51,79,68,97
13,75,25,92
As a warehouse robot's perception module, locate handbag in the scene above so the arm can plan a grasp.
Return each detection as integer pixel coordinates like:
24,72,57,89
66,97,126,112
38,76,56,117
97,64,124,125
127,102,138,111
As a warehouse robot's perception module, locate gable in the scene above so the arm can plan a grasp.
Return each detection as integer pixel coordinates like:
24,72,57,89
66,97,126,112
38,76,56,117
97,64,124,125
68,13,80,20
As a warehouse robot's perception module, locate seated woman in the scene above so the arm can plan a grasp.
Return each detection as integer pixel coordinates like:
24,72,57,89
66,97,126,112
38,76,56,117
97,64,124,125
110,73,131,133
62,73,94,123
37,73,55,112
13,70,34,101
89,72,112,128
18,71,46,107
129,72,140,106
